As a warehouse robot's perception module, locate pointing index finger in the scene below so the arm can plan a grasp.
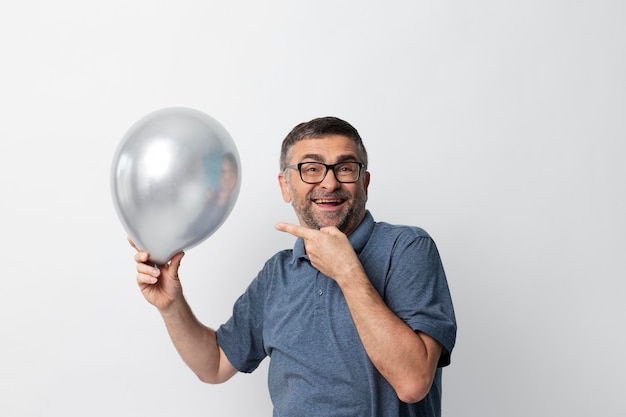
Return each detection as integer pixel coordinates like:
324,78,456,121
275,222,315,239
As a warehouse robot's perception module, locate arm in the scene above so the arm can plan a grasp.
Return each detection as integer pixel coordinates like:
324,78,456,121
336,265,442,403
130,239,238,384
274,225,442,403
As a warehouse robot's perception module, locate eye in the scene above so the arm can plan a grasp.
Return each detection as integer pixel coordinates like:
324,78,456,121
302,163,323,173
337,163,356,173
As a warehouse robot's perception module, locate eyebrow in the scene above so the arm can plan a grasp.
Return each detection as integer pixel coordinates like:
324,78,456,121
299,153,360,163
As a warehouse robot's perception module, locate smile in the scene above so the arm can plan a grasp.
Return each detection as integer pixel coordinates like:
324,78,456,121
313,198,344,206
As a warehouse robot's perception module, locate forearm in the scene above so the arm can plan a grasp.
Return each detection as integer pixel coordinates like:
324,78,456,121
338,270,441,403
159,298,235,384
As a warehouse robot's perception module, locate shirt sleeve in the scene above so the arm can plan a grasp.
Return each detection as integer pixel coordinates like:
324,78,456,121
216,271,267,373
383,231,457,367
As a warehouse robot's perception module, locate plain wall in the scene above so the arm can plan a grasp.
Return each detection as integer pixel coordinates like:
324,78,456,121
1,1,624,416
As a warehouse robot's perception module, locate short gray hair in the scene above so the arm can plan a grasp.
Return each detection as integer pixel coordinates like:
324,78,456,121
279,116,368,171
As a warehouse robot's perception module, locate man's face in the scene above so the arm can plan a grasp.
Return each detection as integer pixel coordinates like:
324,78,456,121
217,157,238,204
278,135,370,236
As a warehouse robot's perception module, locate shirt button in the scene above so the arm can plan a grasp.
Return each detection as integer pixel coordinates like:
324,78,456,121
318,290,323,296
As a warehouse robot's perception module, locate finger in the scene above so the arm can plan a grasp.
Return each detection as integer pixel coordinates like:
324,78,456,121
127,236,138,250
170,251,185,267
275,222,316,239
168,252,185,280
137,260,160,277
319,226,341,236
137,271,158,285
134,250,150,264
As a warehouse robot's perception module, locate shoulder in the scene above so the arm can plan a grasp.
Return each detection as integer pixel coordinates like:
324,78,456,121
372,220,434,245
236,248,295,299
259,248,294,273
367,221,444,267
252,248,300,286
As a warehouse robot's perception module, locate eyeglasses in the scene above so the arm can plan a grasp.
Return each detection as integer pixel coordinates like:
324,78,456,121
285,162,365,184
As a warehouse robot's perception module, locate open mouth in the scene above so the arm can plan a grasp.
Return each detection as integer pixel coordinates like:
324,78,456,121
313,198,345,207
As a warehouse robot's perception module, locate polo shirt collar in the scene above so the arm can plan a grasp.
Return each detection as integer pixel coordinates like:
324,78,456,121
291,210,375,263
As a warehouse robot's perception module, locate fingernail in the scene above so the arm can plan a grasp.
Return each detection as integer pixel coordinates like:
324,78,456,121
152,268,159,276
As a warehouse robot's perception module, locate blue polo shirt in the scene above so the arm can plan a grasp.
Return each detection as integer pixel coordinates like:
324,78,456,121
216,211,456,417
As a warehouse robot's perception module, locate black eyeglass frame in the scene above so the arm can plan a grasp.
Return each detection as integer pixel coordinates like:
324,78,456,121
285,162,365,184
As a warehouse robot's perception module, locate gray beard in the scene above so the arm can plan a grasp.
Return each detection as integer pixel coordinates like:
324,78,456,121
295,199,365,235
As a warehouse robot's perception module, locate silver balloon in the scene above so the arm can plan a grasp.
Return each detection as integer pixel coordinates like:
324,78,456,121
111,107,241,264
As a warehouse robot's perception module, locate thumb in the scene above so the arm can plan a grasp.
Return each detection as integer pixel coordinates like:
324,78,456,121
168,252,185,277
319,226,341,236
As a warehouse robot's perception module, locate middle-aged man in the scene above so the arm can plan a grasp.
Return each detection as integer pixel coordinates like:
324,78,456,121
132,116,457,416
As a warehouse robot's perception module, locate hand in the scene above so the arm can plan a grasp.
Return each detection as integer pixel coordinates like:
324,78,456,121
274,223,364,285
128,237,185,312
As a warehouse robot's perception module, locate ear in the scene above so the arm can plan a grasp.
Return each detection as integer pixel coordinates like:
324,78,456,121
278,172,292,202
364,171,371,199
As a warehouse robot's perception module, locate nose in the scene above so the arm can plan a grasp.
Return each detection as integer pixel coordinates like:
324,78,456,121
319,167,340,190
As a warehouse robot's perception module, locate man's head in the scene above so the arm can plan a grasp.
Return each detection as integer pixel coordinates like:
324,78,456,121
218,152,238,204
279,116,368,171
278,117,370,236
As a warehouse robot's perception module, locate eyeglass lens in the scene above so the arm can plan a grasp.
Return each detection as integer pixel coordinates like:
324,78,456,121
299,162,360,183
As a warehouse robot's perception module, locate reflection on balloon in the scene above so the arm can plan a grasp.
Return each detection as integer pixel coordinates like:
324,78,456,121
111,107,241,264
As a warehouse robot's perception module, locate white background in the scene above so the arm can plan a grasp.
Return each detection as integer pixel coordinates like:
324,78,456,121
1,1,624,416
